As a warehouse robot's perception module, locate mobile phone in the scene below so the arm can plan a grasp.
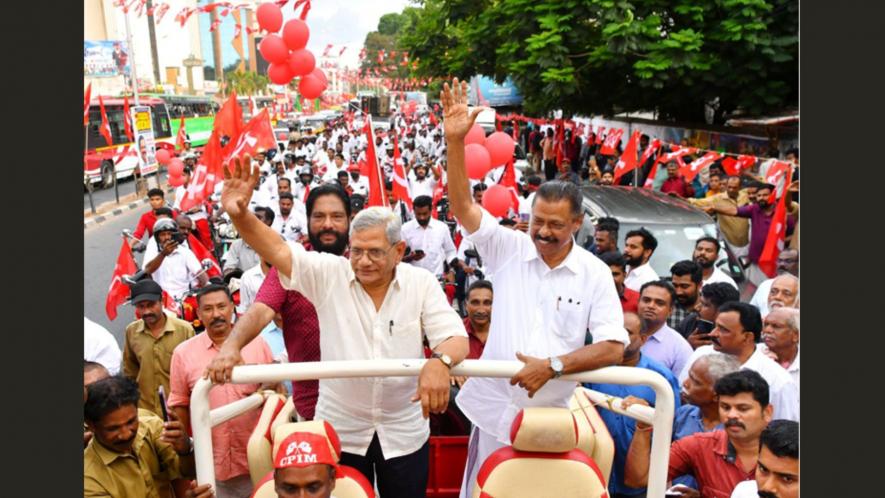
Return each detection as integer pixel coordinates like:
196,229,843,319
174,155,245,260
519,213,530,222
158,385,169,421
696,319,715,335
414,249,425,257
665,486,685,497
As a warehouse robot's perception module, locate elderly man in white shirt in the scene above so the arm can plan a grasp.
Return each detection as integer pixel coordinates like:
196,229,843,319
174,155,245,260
623,227,660,292
401,195,457,279
207,161,469,498
677,301,799,422
438,79,628,498
84,317,122,375
142,218,207,300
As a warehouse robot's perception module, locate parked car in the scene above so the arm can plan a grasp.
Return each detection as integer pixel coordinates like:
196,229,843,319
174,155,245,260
576,186,745,286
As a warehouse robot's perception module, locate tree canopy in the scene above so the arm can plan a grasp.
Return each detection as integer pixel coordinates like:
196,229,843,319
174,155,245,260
397,0,798,122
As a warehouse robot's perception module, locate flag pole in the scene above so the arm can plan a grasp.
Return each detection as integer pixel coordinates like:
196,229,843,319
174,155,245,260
85,124,96,214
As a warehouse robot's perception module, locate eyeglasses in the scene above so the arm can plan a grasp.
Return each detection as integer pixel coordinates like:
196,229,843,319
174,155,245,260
350,245,396,262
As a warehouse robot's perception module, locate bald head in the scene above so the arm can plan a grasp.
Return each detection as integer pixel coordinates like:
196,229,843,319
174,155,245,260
84,361,110,402
623,312,646,361
769,274,799,310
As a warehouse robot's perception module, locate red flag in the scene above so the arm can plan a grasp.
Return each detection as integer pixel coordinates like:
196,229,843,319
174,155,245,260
123,97,134,142
187,233,222,278
175,115,187,150
497,158,521,213
599,128,624,155
764,160,793,204
680,151,722,182
595,126,606,145
757,168,793,278
180,131,223,212
613,131,641,184
84,83,92,126
225,109,277,161
105,238,137,320
646,146,694,188
721,157,739,176
363,116,389,207
98,96,114,146
639,138,661,166
391,134,412,209
554,120,564,169
512,121,520,142
214,90,243,140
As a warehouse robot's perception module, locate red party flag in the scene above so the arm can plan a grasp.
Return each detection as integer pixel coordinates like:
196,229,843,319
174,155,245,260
214,90,243,140
105,238,137,320
613,130,641,184
179,131,224,212
764,160,793,204
600,128,624,156
497,157,521,213
639,138,661,166
84,83,92,127
680,151,722,182
757,168,793,278
98,95,114,146
187,233,222,278
123,96,134,142
595,126,606,145
390,134,412,209
175,115,187,150
224,108,277,161
363,116,389,207
721,157,739,176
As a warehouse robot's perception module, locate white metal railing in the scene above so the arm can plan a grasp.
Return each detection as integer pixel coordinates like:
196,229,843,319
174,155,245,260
191,359,675,496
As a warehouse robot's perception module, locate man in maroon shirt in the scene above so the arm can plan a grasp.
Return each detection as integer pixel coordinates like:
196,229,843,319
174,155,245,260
202,183,351,420
623,369,773,498
661,161,694,198
462,281,492,361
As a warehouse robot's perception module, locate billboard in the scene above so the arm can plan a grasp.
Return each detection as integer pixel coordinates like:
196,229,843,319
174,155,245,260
468,75,523,107
84,40,131,78
132,106,159,176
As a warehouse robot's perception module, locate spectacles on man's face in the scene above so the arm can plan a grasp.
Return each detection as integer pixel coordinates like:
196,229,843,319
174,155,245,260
350,245,396,262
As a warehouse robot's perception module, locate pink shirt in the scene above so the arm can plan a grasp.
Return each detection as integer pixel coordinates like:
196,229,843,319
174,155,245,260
168,332,273,481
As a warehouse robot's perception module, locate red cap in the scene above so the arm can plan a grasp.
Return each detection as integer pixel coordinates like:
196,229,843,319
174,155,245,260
274,432,336,469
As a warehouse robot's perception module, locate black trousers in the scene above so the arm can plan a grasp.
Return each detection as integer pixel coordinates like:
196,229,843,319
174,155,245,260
543,159,557,181
339,432,429,498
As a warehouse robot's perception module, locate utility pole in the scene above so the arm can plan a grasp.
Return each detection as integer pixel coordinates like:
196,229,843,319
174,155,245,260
146,0,161,85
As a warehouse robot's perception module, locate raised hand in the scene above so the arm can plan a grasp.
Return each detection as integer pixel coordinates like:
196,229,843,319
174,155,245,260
440,78,485,141
221,154,259,219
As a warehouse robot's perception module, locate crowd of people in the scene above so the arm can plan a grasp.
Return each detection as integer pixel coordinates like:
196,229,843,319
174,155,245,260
84,79,800,498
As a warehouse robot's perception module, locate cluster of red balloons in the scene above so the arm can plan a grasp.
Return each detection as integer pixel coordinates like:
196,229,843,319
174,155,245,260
463,126,518,216
256,3,327,100
157,149,187,187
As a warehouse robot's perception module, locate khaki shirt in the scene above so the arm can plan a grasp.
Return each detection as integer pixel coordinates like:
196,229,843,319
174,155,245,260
688,191,751,247
123,312,194,416
84,410,194,498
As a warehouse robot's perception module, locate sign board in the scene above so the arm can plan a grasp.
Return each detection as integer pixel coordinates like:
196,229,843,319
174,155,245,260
132,106,159,175
84,40,131,78
468,75,523,107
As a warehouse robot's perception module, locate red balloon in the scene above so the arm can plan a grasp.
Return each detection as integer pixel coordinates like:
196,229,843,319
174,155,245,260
465,124,486,145
482,184,514,217
155,148,171,165
268,62,294,85
256,3,283,33
484,131,516,167
258,35,289,64
298,74,326,100
167,171,185,187
167,158,185,177
287,49,316,77
282,19,310,50
465,143,492,180
310,67,328,85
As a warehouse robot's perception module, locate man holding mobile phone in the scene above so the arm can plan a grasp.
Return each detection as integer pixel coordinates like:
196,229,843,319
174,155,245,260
679,282,741,347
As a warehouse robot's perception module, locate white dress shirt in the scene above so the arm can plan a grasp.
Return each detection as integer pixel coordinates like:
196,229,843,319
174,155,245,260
279,243,467,458
293,180,322,203
624,262,659,292
750,278,775,317
401,218,457,278
84,317,122,375
143,242,203,300
678,345,799,421
272,210,308,242
408,174,438,200
350,176,369,197
730,479,760,498
237,264,266,314
702,266,738,290
457,238,485,288
456,209,629,444
758,343,800,390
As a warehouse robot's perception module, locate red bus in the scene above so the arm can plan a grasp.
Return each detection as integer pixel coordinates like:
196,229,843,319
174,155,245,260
84,97,176,187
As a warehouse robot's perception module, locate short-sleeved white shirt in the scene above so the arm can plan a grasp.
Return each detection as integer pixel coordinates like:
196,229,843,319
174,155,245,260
401,218,456,278
455,209,628,444
84,317,122,375
143,245,203,300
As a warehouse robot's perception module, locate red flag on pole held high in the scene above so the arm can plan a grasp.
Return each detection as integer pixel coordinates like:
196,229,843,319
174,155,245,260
105,238,137,320
681,151,722,182
639,138,661,167
84,83,92,126
612,130,641,184
646,146,694,187
757,167,793,278
224,108,277,162
122,96,133,142
764,160,793,204
98,96,113,146
595,126,606,145
175,115,187,150
187,233,222,278
214,90,243,140
599,128,624,155
390,134,412,209
363,116,389,207
497,157,521,213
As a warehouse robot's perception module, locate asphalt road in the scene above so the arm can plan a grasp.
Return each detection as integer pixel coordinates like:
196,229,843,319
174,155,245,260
84,207,149,348
84,172,168,212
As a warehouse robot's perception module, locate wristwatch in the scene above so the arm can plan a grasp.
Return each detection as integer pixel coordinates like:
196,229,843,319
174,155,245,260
549,356,564,378
431,352,454,369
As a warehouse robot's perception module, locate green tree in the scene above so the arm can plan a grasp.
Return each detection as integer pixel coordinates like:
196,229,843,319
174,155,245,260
360,8,427,85
399,0,798,122
224,70,269,96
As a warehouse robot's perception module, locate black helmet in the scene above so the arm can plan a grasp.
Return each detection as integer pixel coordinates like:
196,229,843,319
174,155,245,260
153,218,179,241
